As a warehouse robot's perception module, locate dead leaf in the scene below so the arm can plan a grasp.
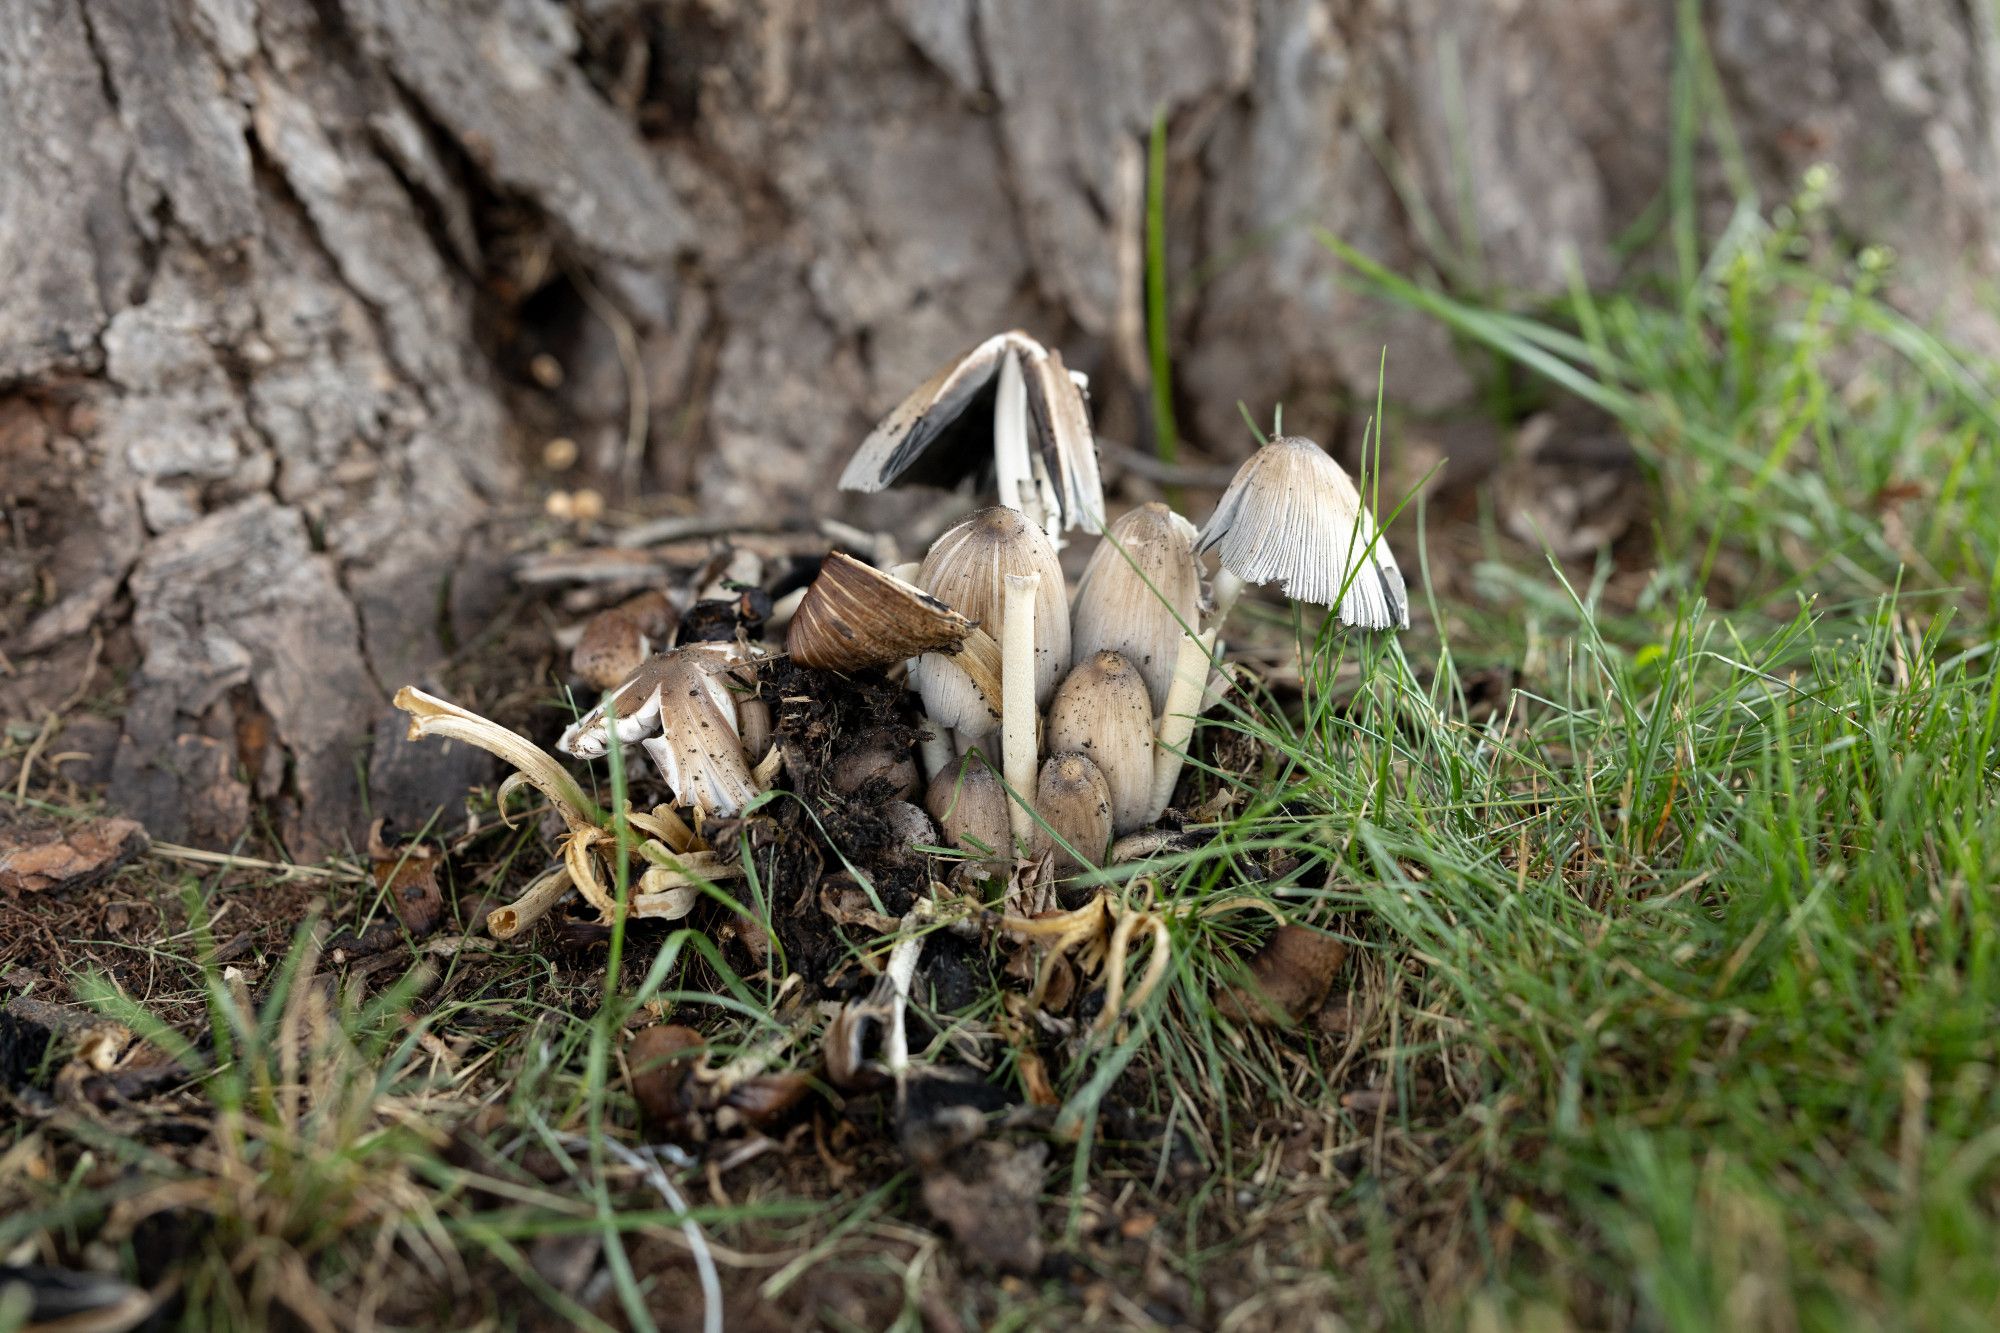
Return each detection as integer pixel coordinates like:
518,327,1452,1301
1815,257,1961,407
369,819,445,936
1215,925,1349,1027
0,815,147,895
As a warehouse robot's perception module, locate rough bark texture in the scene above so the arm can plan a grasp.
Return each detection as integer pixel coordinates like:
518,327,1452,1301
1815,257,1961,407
4,0,1997,855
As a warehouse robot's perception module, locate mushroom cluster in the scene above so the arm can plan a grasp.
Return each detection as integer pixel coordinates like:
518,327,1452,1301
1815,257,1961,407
797,331,1408,879
538,330,1405,877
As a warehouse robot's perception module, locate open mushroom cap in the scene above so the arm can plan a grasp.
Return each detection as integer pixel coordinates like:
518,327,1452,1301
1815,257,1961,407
641,644,760,817
559,643,761,816
838,331,1104,534
1197,435,1409,630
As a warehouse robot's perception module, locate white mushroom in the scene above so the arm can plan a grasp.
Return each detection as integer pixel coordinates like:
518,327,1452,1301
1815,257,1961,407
908,507,1069,740
1197,435,1409,631
557,642,762,817
1033,752,1113,875
1070,502,1202,712
1046,651,1156,834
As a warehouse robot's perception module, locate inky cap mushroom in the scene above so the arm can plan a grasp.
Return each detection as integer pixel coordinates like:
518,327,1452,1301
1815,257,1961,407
1070,502,1202,712
838,331,1104,536
1197,435,1409,630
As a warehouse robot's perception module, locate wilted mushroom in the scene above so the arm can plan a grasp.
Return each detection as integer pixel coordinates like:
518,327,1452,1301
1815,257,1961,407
839,331,1104,539
557,642,762,817
1198,435,1409,630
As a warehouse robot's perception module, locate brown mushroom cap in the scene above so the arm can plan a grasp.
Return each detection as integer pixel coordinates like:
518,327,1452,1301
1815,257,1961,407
788,551,974,671
1033,751,1113,875
1046,650,1156,834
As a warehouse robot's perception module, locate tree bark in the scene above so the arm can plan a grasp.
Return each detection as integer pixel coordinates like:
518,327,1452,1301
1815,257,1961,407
4,0,1996,856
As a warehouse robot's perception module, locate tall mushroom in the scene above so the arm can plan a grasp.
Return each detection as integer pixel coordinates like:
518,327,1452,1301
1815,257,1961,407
908,507,1069,744
1070,502,1202,712
1197,435,1409,631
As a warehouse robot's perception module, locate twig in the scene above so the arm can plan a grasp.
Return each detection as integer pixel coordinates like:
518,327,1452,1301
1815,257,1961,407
611,513,767,549
12,712,56,803
147,843,371,883
1100,440,1243,488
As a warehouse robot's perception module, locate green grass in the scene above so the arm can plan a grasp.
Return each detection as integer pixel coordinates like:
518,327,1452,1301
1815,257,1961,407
1088,131,2000,1327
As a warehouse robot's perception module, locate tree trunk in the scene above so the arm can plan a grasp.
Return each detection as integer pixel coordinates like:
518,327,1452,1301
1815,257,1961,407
5,0,1995,856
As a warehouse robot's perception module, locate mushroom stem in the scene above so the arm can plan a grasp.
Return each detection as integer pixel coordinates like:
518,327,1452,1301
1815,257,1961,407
1208,568,1246,632
993,351,1034,523
917,720,956,783
1148,627,1219,822
1002,570,1041,850
486,864,573,940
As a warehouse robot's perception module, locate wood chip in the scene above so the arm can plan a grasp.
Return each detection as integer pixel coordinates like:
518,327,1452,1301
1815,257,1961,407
0,815,147,895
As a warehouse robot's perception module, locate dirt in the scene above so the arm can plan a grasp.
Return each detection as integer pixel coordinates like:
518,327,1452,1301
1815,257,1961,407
0,542,1408,1331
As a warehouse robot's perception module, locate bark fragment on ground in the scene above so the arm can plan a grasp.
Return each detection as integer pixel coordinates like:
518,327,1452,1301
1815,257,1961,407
0,810,147,897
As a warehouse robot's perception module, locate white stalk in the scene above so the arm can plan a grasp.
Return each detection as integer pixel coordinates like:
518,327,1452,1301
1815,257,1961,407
883,902,929,1078
1002,570,1041,850
1147,627,1219,822
1026,441,1063,544
993,351,1039,529
1208,568,1246,632
917,713,956,781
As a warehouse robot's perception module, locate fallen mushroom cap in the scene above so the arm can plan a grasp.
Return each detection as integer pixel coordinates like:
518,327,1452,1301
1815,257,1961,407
1197,435,1409,630
838,331,1104,534
788,551,974,671
558,643,761,817
1070,502,1202,713
640,646,760,817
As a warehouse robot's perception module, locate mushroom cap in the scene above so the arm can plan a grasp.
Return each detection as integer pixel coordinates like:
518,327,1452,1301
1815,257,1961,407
1070,502,1202,712
838,331,1104,533
1033,751,1113,875
1045,650,1156,834
923,754,1010,862
1197,435,1409,630
788,551,974,671
914,507,1070,709
558,643,759,816
640,644,760,817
